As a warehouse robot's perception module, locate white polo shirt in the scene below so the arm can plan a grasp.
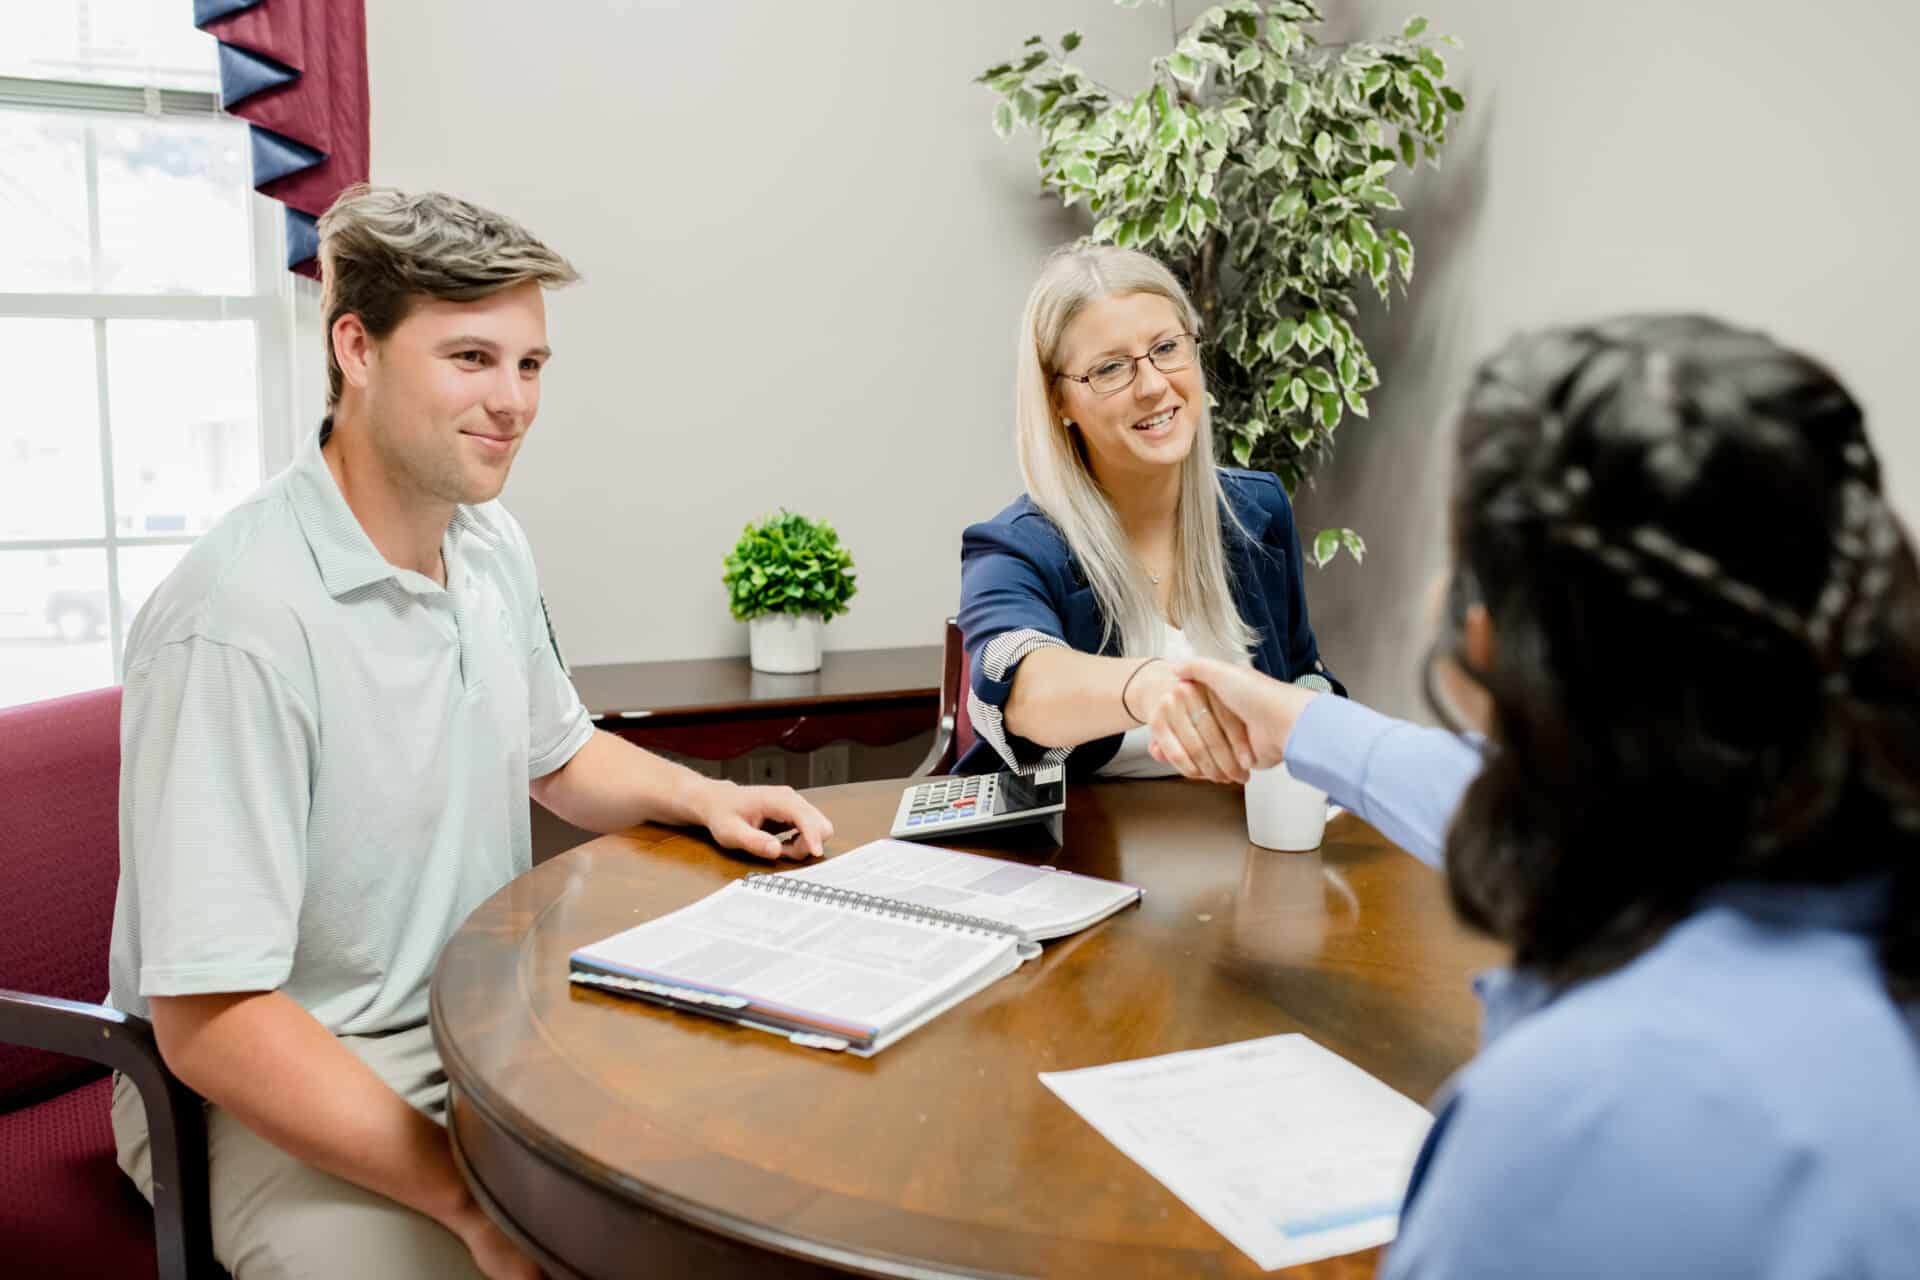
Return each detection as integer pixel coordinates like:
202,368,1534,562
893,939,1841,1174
107,425,595,1035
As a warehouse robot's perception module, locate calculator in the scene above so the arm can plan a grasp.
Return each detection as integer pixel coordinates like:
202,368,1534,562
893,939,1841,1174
889,765,1066,842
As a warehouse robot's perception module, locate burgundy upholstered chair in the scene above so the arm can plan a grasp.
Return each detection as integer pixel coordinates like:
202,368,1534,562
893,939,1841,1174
914,618,974,777
0,686,216,1279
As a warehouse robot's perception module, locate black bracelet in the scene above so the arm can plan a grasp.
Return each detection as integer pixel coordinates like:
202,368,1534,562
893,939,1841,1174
1120,657,1163,726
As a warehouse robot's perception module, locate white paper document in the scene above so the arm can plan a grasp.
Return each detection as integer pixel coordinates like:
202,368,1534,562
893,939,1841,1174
1039,1035,1433,1271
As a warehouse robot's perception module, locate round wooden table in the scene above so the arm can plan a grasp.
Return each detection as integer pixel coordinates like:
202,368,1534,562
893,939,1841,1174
432,778,1504,1279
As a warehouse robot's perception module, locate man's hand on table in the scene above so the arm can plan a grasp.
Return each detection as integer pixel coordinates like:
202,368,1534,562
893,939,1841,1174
693,778,834,860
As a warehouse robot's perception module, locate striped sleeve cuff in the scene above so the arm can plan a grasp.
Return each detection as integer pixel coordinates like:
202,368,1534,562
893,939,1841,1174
968,628,1072,774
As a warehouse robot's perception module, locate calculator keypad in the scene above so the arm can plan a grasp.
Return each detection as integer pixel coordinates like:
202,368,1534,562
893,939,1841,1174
903,776,998,827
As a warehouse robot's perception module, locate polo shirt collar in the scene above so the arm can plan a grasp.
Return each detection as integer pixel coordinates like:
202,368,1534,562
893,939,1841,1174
288,422,495,599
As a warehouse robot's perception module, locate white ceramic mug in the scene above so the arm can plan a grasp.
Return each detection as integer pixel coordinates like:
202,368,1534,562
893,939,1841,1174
1245,762,1328,851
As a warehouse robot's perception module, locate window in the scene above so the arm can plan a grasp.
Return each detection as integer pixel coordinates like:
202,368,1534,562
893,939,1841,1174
1,1,308,708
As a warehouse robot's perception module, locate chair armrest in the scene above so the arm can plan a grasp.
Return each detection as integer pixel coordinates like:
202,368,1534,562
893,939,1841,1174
0,990,216,1280
914,617,964,778
912,711,956,778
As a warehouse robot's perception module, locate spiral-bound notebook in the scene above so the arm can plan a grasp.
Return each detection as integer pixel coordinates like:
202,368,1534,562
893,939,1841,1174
568,839,1142,1055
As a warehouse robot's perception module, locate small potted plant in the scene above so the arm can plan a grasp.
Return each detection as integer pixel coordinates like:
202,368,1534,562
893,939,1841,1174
723,510,858,673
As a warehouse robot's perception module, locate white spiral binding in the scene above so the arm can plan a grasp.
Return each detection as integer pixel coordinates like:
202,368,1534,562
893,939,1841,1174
743,874,1030,946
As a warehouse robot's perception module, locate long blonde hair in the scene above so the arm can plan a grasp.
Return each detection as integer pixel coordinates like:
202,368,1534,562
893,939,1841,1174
1015,245,1256,662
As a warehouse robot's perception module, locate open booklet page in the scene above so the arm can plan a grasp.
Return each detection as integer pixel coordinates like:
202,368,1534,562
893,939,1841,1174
571,880,1017,1045
775,839,1141,940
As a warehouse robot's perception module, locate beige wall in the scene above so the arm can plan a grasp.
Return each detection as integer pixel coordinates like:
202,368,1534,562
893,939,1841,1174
365,1,1185,666
1268,0,1920,718
368,2,1920,714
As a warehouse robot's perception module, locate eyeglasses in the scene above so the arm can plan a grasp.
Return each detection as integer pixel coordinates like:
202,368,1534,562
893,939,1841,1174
1055,332,1200,397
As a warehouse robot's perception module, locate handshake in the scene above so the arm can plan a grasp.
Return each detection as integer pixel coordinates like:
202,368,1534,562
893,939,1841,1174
1136,657,1330,786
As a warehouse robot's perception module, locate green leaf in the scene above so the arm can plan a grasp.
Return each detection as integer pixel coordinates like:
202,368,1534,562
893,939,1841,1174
1233,46,1261,74
1187,203,1207,236
1441,85,1465,111
1291,377,1311,410
1363,66,1391,96
1159,195,1188,235
1287,80,1310,120
1339,350,1360,388
993,101,1014,139
1268,188,1305,221
1317,391,1344,430
1390,229,1416,277
1302,365,1336,394
1290,424,1315,449
1307,309,1334,343
1231,434,1254,466
1091,216,1120,242
1330,237,1353,273
1168,52,1199,82
1312,529,1340,568
1313,130,1334,166
1266,317,1299,354
1251,143,1282,174
1403,15,1430,39
1345,388,1372,418
1341,529,1367,563
1398,131,1417,168
1061,31,1082,52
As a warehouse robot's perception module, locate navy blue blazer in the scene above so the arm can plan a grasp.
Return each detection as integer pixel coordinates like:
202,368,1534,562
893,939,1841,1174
955,467,1341,777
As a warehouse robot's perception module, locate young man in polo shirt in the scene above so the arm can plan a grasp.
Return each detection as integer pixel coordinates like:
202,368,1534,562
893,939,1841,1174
105,186,832,1279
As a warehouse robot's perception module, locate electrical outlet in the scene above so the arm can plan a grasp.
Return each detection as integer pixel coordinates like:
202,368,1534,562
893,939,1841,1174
810,744,850,788
746,752,786,786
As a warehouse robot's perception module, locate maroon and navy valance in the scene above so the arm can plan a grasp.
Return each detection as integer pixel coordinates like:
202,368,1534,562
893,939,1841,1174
193,0,369,277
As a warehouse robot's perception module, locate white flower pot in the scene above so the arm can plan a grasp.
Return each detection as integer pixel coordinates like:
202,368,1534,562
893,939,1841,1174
748,613,824,673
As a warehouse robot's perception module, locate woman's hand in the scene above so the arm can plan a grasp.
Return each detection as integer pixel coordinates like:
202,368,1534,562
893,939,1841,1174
1130,661,1254,784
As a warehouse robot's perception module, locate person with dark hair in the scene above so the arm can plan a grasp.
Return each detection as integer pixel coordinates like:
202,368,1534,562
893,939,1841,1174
1172,314,1920,1277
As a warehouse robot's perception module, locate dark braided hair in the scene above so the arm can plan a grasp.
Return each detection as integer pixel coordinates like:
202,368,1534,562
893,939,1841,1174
1440,314,1920,997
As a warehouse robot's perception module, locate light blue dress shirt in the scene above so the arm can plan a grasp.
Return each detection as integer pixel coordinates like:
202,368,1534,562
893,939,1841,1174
1284,694,1920,1279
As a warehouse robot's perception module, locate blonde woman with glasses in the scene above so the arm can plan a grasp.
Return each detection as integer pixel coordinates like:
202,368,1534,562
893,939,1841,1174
955,246,1341,782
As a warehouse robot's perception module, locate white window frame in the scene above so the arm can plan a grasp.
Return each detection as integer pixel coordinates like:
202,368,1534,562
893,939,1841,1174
0,73,303,680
